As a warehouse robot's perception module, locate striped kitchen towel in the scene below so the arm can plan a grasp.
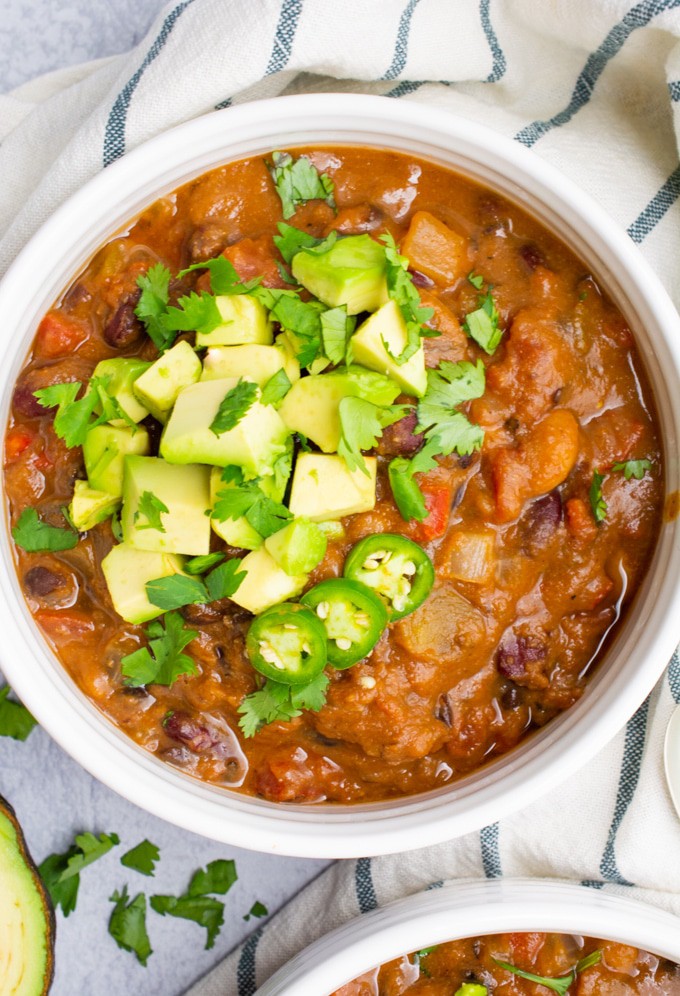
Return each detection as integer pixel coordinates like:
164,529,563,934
1,2,679,995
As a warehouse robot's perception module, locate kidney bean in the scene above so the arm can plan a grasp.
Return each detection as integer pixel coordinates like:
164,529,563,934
410,269,435,289
495,633,546,679
23,565,66,598
435,693,453,728
521,489,562,555
186,224,228,264
12,384,52,419
377,410,423,457
164,711,221,753
518,243,547,271
103,291,143,348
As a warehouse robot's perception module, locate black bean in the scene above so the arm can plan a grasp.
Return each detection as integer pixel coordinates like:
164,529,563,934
103,291,143,349
518,243,547,271
23,565,65,597
377,410,423,457
500,683,523,710
140,415,163,455
120,685,149,698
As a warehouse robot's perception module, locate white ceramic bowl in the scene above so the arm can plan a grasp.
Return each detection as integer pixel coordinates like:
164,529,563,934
1,94,679,858
255,879,680,995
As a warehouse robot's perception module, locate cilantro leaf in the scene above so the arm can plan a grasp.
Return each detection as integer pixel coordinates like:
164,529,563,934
260,368,292,407
146,574,208,611
379,233,436,365
238,673,329,737
320,306,355,365
589,469,607,523
268,151,336,220
188,859,237,897
136,263,173,351
244,494,292,538
12,508,78,553
134,491,168,532
388,458,428,522
205,559,246,600
273,223,326,264
35,376,136,446
38,850,80,916
184,553,226,575
244,900,268,921
61,832,120,881
210,379,258,436
255,287,324,367
179,257,258,296
463,289,503,354
121,612,198,687
411,360,485,469
467,271,484,290
0,686,37,740
109,888,153,966
212,478,292,540
612,458,652,480
150,894,225,950
493,959,574,995
163,290,223,339
120,840,160,877
337,398,408,475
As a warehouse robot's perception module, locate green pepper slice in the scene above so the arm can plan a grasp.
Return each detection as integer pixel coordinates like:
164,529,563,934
343,534,434,620
246,603,327,685
301,579,388,669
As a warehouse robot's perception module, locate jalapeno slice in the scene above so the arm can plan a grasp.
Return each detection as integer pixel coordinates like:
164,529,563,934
246,603,327,685
343,534,435,620
301,579,388,669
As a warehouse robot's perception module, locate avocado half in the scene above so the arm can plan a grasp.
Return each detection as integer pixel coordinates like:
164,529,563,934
0,795,55,994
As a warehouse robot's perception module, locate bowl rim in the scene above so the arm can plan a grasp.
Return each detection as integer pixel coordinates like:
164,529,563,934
1,92,679,858
254,878,680,995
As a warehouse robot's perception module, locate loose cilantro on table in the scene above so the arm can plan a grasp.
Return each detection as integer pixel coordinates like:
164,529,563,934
589,470,607,523
187,858,238,897
120,612,198,687
612,458,652,480
109,888,153,966
463,288,503,354
260,368,292,407
134,491,169,532
136,263,173,351
212,469,293,540
337,398,408,476
380,233,437,365
320,306,355,365
268,151,335,220
210,379,259,436
61,832,120,881
0,686,37,740
237,673,330,737
121,840,160,877
39,831,119,917
243,900,268,921
12,508,78,553
493,950,602,995
150,859,237,950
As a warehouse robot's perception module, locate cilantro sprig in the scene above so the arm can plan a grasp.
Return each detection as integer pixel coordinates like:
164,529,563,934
254,287,326,367
380,233,437,365
210,379,258,436
134,492,168,533
120,612,199,687
109,888,153,966
39,831,120,917
150,859,237,950
463,281,503,354
12,508,78,553
589,470,607,523
135,263,173,351
238,673,329,737
121,840,160,877
260,368,292,407
493,950,602,995
34,376,134,449
145,559,245,611
337,398,409,476
613,458,652,480
268,151,335,220
320,306,355,365
179,256,260,296
0,686,37,740
212,467,293,539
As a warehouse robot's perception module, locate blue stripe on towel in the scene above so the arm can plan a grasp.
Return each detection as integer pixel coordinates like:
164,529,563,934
266,0,303,76
627,163,680,243
669,80,680,100
237,925,264,996
599,697,650,885
355,857,378,913
669,650,680,704
383,0,423,80
480,0,506,82
480,822,502,877
515,0,680,148
103,0,196,167
386,79,427,98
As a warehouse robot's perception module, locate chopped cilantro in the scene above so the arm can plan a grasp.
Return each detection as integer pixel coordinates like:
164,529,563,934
162,290,223,339
411,360,485,470
188,859,237,897
388,458,428,523
145,574,209,611
209,379,259,436
109,888,153,966
135,263,173,351
274,222,326,264
61,832,120,881
120,612,198,687
493,953,602,996
467,271,484,290
34,375,132,448
255,287,325,367
337,398,408,475
612,458,651,480
179,257,259,296
184,552,226,575
237,673,330,737
463,289,503,354
134,491,168,532
12,508,78,553
268,151,335,220
212,475,292,539
150,861,236,951
589,470,607,523
379,233,436,365
39,831,119,917
204,559,246,600
0,686,37,740
244,900,268,921
111,511,124,542
320,306,355,365
260,368,292,407
120,840,160,877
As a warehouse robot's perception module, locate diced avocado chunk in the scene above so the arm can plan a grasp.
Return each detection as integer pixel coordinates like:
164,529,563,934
69,480,120,531
264,519,327,575
83,423,150,497
289,453,377,521
200,343,300,386
195,294,273,348
92,357,152,423
278,366,400,453
132,340,201,422
210,466,263,551
291,235,388,314
228,547,307,614
351,299,427,397
160,378,289,477
101,543,186,624
121,455,211,556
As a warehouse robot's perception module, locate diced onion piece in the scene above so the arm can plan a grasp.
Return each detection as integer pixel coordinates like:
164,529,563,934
443,530,496,584
394,583,485,661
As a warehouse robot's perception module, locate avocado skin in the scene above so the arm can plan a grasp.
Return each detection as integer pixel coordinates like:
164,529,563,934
0,794,55,995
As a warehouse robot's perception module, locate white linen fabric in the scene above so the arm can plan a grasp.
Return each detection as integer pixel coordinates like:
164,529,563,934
1,2,679,994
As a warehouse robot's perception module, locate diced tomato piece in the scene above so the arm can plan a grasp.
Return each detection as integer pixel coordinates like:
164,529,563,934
35,609,95,644
411,479,454,542
565,496,598,541
508,931,544,964
4,428,34,463
34,311,86,359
